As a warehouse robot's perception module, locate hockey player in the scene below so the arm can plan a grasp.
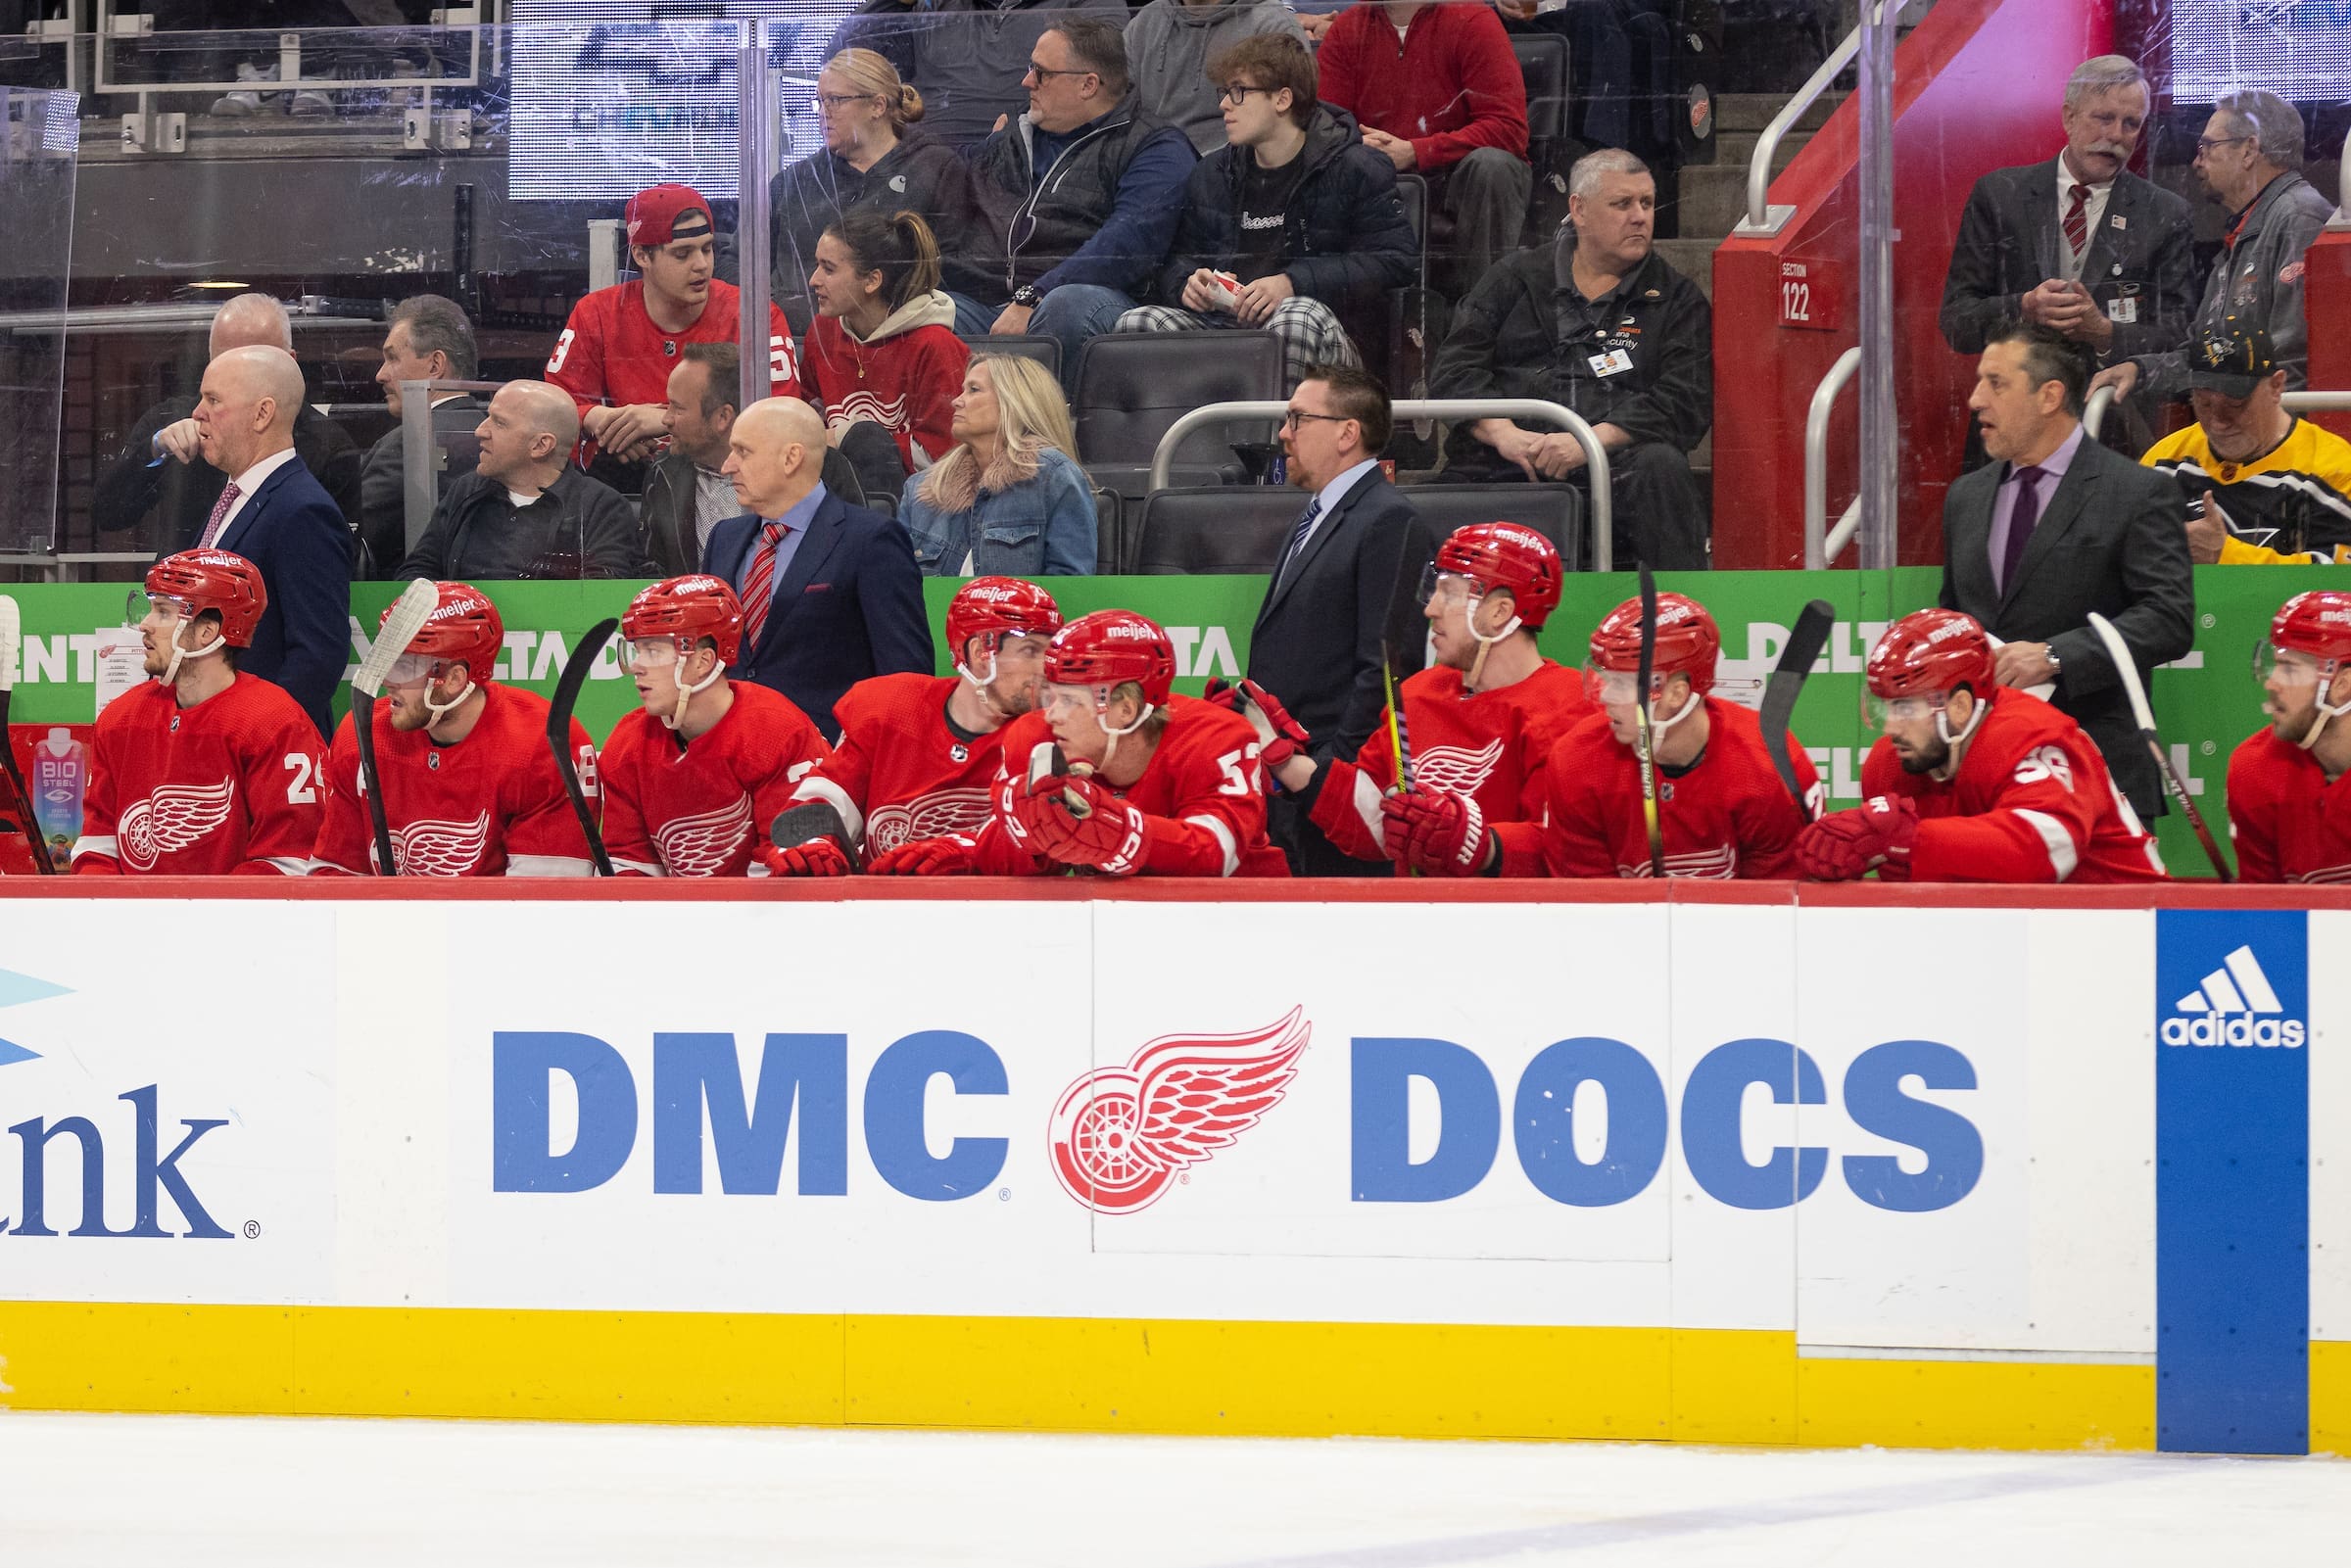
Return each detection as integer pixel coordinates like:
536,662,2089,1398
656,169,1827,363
1542,592,1818,879
1241,522,1590,877
72,549,324,876
310,583,599,877
598,575,834,878
1798,609,2166,883
2227,590,2351,882
774,575,1062,876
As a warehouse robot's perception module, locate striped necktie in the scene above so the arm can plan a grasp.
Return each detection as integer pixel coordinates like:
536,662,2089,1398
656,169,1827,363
738,521,788,652
2063,182,2089,262
1272,499,1322,595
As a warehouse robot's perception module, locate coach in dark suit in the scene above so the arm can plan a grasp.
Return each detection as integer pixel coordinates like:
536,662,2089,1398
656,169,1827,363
700,397,932,739
1941,322,2193,824
190,347,355,739
1940,55,2195,447
1244,366,1438,876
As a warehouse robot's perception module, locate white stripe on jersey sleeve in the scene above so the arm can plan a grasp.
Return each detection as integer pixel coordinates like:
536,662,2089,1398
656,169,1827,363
1351,771,1386,852
611,856,665,877
261,856,311,876
1182,813,1240,878
71,835,118,862
507,854,595,879
2012,808,2080,882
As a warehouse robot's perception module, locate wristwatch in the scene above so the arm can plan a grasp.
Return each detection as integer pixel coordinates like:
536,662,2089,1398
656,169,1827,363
2046,649,2062,681
1010,284,1040,308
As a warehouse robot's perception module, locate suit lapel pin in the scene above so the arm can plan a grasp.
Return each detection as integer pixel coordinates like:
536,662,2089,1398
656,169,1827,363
2111,214,2127,230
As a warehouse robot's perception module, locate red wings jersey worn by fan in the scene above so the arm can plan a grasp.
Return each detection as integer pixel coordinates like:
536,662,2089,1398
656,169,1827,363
978,696,1288,877
312,686,597,877
72,675,325,876
544,280,802,423
1860,689,2166,882
2227,727,2351,883
793,673,1008,855
1309,660,1592,876
600,683,833,878
1541,697,1818,879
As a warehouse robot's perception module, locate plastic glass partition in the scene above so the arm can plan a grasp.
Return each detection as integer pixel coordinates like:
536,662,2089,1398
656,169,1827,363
0,88,77,558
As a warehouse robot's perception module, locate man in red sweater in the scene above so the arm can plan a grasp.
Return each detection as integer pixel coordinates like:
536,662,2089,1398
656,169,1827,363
1309,0,1531,292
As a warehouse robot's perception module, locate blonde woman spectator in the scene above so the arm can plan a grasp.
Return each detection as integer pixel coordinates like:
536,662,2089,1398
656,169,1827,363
897,355,1098,576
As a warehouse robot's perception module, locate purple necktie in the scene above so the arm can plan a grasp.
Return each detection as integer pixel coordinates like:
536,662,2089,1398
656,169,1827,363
1998,465,2046,594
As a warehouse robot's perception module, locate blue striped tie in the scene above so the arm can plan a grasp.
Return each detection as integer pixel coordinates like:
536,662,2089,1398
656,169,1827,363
1274,499,1322,594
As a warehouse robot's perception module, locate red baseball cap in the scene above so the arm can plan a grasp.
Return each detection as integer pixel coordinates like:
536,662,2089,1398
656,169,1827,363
625,183,713,247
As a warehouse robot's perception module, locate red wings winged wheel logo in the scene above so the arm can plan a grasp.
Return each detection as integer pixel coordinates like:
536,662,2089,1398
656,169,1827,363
1048,1007,1310,1214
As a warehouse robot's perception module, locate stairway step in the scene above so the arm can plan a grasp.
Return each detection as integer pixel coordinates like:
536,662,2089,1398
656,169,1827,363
1672,163,1772,242
1651,238,1716,300
1715,91,1842,135
1713,127,1813,171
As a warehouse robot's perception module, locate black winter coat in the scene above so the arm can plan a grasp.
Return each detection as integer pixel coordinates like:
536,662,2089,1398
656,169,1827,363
768,128,993,332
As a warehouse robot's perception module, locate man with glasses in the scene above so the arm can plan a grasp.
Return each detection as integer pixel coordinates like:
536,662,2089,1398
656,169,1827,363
965,18,1198,378
71,550,323,877
310,582,598,878
2091,89,2333,409
827,0,1126,150
2229,591,2351,883
1797,609,2164,884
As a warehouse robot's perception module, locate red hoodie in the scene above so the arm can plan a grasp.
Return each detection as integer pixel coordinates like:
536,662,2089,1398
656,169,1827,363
802,290,972,471
1314,2,1529,172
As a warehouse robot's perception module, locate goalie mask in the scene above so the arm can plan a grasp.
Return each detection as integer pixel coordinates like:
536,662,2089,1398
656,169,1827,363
1586,592,1719,736
130,549,267,683
622,575,743,730
2259,590,2351,750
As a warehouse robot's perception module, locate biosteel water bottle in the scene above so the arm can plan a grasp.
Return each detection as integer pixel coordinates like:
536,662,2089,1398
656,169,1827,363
30,727,85,872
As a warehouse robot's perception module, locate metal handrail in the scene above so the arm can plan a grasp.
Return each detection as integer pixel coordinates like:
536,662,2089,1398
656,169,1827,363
2082,383,2116,441
2084,385,2351,442
1145,399,1615,570
1803,347,1862,568
1735,0,1921,237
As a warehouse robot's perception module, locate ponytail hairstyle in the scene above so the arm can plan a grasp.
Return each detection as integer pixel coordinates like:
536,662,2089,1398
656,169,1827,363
825,208,942,314
824,47,924,130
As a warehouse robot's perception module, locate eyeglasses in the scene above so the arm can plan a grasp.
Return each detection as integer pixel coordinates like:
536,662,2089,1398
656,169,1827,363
1025,64,1094,82
1218,83,1274,106
809,91,876,113
2193,134,2254,156
1279,409,1351,430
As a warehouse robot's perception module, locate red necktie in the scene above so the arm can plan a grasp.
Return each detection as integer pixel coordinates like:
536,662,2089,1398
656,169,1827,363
2063,182,2088,261
738,521,788,652
199,482,242,549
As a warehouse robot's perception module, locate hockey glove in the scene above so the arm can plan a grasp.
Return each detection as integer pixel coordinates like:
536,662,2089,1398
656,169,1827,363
1203,677,1310,771
1795,794,1919,881
1379,785,1493,877
867,833,979,877
760,838,851,878
1015,771,1149,875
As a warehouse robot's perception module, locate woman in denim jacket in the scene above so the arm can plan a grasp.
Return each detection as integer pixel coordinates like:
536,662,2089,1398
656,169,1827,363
898,354,1097,576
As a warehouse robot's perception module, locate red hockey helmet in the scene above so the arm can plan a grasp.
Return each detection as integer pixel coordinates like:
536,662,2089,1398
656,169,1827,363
1425,522,1562,630
1866,608,1997,710
622,574,744,665
2265,591,2351,668
391,581,504,689
1586,593,1720,698
1043,609,1176,706
138,549,268,647
946,576,1063,656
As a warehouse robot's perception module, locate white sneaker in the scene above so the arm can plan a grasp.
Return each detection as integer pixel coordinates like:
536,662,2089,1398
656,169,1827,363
211,61,275,117
289,89,333,118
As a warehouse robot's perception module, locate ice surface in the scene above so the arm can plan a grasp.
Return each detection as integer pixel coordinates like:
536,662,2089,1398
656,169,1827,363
1,1411,2345,1566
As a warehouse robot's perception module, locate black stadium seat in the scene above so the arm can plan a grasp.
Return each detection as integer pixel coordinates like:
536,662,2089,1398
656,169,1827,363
1395,172,1428,290
1072,332,1284,502
961,333,1061,382
1511,33,1576,245
1131,487,1312,576
1411,485,1586,571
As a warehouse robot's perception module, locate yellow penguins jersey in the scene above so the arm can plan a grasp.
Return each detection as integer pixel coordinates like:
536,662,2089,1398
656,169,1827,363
2142,417,2351,565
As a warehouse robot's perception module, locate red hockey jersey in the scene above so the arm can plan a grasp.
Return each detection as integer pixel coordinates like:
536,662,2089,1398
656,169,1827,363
976,696,1288,877
1860,689,2166,882
312,685,597,878
545,279,802,423
1542,696,1818,879
792,673,1010,856
1308,660,1592,876
72,675,324,876
801,301,970,471
2226,726,2351,883
600,682,833,878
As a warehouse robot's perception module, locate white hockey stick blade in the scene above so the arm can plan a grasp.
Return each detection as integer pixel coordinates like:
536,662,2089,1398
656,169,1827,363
352,580,439,698
0,594,19,693
2086,612,2159,734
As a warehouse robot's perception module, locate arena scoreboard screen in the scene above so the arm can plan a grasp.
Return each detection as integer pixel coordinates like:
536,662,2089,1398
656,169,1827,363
2170,0,2351,104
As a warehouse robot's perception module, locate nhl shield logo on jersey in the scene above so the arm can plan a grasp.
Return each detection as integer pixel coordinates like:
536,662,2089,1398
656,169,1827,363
1047,1008,1309,1214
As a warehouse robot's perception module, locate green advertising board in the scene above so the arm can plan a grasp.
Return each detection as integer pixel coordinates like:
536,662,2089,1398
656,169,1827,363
3,567,2327,878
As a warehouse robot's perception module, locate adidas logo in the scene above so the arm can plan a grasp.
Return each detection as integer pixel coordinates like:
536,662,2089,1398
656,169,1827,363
2161,944,2305,1049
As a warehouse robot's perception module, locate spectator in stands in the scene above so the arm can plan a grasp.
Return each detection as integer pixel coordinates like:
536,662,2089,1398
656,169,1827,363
92,293,362,557
399,381,648,582
829,0,1128,150
186,346,353,740
1313,0,1530,294
1113,34,1416,389
545,184,800,475
803,209,974,504
360,294,481,578
1127,0,1308,154
1943,320,2192,826
769,49,993,335
897,355,1096,576
1431,148,1711,570
965,19,1199,379
702,397,934,738
1940,55,2196,451
2141,318,2351,567
645,344,747,578
2092,90,2334,408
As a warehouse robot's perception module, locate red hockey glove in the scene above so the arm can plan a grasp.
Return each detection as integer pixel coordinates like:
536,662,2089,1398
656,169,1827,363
866,833,979,877
759,838,851,878
1016,771,1149,875
1379,786,1492,876
1795,794,1919,881
1204,677,1310,771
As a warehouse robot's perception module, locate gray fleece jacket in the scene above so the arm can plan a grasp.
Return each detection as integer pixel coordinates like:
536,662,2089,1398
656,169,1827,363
1126,0,1309,154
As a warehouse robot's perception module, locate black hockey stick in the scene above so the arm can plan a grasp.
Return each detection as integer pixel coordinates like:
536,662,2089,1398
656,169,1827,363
1759,598,1835,824
549,617,617,878
2087,611,2232,880
1633,562,1666,878
350,579,438,877
770,799,863,873
0,595,54,872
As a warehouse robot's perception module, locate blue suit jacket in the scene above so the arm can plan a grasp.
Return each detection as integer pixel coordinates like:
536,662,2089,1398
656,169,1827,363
213,455,353,740
701,489,935,739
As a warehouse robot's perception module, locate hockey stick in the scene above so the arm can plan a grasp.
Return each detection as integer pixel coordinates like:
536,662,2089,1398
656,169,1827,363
0,595,54,873
1379,639,1415,790
1633,563,1666,878
1759,598,1835,823
549,617,617,878
350,579,438,878
2087,611,2232,880
770,799,863,874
